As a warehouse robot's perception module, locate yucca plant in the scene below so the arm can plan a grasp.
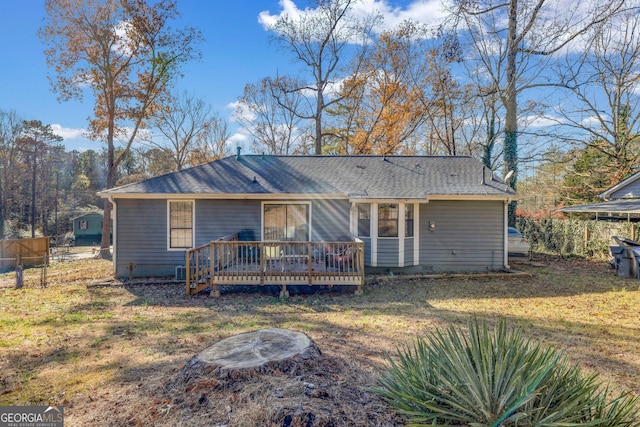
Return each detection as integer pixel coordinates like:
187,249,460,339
374,318,640,426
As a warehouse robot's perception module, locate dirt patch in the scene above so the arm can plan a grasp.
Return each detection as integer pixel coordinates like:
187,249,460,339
67,335,403,427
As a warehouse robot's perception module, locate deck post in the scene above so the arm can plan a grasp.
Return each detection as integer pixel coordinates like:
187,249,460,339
308,242,312,285
280,283,289,299
259,242,265,285
185,250,191,295
210,283,220,298
355,241,365,295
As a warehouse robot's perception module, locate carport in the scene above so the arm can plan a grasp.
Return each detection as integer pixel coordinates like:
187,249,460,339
558,199,640,222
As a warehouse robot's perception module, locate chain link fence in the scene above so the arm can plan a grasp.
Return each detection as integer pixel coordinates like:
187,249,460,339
517,217,638,260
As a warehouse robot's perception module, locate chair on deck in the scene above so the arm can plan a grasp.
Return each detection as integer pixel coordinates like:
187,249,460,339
324,243,356,272
263,245,282,272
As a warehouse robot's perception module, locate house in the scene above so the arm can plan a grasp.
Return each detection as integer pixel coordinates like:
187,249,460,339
559,171,640,221
98,154,516,293
72,212,111,246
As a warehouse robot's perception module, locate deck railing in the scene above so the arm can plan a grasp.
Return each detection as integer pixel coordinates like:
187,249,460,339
185,234,365,297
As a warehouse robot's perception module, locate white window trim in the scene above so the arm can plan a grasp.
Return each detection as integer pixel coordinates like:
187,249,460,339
167,199,195,251
353,202,372,238
261,201,312,241
371,203,378,266
398,204,405,266
377,203,400,239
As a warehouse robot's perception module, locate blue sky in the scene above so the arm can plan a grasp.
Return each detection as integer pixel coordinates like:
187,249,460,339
0,0,444,153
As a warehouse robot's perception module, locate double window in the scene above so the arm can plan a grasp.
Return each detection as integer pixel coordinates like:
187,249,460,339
169,201,193,249
263,203,309,241
356,203,414,238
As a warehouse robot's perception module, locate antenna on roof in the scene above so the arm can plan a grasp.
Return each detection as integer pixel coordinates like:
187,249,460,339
504,170,514,182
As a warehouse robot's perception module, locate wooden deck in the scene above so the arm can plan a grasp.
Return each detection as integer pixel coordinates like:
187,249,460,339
185,235,365,297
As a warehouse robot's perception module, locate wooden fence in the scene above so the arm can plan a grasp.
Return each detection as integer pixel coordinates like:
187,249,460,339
0,237,50,272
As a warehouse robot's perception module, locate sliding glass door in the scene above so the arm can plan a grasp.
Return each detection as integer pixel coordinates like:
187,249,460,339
263,203,309,241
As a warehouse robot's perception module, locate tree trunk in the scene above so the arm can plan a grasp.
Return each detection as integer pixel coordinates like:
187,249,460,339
31,144,37,238
505,0,519,226
0,179,4,239
100,133,116,259
315,89,324,155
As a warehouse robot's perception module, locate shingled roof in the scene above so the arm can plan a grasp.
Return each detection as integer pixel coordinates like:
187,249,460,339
98,155,515,199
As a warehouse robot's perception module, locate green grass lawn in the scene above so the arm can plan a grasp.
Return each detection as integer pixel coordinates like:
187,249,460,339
0,255,638,425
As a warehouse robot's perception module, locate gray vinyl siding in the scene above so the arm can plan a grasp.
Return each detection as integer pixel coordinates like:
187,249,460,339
377,239,399,267
419,200,504,272
609,180,640,199
361,237,372,265
311,199,350,241
114,197,351,278
404,238,414,266
196,199,261,244
115,199,184,277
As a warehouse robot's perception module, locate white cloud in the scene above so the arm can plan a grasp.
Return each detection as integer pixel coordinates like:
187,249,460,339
258,0,302,29
523,115,563,128
229,131,249,145
51,124,86,140
227,100,256,123
580,114,605,127
355,0,450,31
259,0,451,35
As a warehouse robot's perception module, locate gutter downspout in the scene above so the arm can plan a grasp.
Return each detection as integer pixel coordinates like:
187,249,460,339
504,198,511,269
107,196,117,276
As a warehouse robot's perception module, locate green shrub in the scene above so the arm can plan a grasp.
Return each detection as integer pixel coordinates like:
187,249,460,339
517,217,640,259
374,319,640,426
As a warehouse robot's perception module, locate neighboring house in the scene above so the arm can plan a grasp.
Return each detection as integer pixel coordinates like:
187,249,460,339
98,154,516,280
72,212,111,246
560,171,640,220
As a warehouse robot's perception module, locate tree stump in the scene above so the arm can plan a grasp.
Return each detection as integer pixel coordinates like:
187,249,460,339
175,328,322,383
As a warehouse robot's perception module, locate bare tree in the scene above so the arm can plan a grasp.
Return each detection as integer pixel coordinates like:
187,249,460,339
40,0,201,256
452,0,624,223
553,7,640,184
188,114,231,166
149,92,217,171
266,0,379,154
234,76,309,155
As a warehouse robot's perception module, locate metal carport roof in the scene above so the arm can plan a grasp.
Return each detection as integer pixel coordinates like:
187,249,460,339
558,199,640,214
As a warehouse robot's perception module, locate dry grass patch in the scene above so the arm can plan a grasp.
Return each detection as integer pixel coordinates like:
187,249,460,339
0,254,638,426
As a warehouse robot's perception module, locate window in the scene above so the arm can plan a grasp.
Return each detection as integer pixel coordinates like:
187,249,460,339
169,201,193,249
405,204,414,237
264,203,309,241
357,203,370,237
78,220,88,230
378,203,398,237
